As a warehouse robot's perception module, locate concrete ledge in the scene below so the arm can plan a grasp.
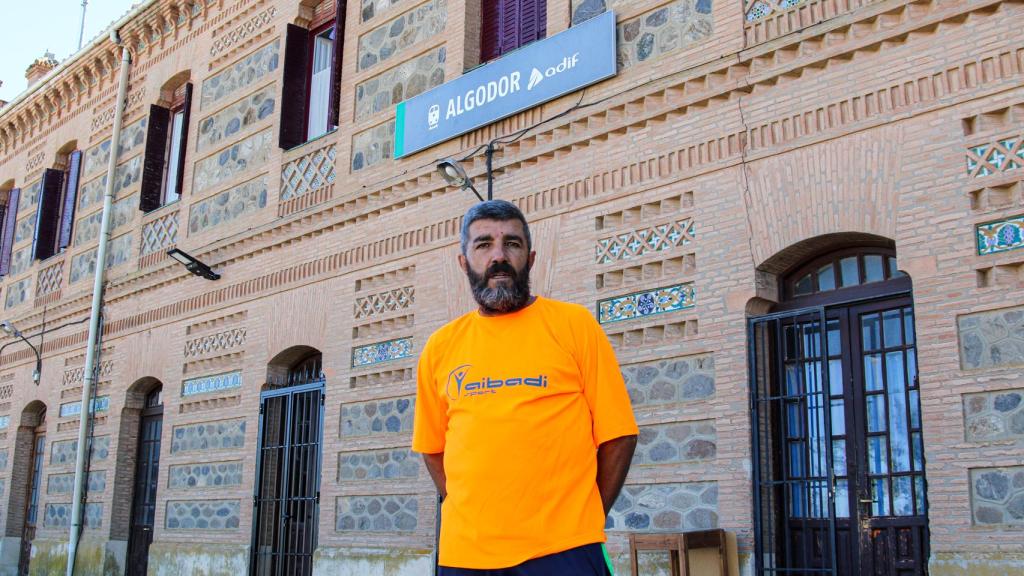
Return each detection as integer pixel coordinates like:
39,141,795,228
930,551,1024,576
28,537,113,576
312,546,433,576
147,541,249,576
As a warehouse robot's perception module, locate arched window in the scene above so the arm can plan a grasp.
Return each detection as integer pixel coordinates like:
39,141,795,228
780,247,909,308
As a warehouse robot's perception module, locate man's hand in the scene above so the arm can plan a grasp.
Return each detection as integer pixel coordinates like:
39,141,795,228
422,452,447,499
597,435,637,515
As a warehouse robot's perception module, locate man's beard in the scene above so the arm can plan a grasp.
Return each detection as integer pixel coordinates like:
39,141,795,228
466,260,532,314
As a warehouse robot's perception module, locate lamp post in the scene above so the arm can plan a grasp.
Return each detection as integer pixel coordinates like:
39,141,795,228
436,158,488,202
0,321,41,384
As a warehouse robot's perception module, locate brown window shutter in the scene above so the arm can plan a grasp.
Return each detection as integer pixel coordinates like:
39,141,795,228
33,168,65,261
0,188,20,275
58,150,83,251
141,104,171,213
481,0,503,62
280,24,312,150
311,0,337,29
173,83,194,199
328,1,347,130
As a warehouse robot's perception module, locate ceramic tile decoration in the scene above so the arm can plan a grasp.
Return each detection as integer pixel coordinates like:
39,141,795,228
977,215,1024,255
59,395,110,418
596,218,695,264
0,415,8,430
280,145,336,201
598,283,696,324
352,337,413,368
182,371,243,397
743,0,800,21
966,135,1024,178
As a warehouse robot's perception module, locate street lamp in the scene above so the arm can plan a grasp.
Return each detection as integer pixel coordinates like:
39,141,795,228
167,248,221,280
0,320,41,384
437,158,485,202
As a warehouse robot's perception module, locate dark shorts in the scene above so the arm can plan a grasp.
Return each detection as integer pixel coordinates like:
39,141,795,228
438,543,612,576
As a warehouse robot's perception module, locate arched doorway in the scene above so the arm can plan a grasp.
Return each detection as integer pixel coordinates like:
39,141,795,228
749,245,930,576
126,386,163,576
10,402,46,576
250,347,325,576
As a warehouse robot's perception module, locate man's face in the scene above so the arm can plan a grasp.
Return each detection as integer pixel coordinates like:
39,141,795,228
459,218,536,314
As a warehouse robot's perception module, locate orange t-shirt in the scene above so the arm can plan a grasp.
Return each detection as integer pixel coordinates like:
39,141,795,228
412,296,638,569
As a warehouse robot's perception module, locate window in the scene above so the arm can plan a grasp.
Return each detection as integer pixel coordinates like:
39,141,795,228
480,0,547,63
786,249,906,299
33,147,82,261
0,186,20,275
141,83,192,212
279,0,346,149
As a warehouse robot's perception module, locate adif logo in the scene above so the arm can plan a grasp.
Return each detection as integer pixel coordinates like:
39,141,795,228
527,52,582,91
428,104,440,130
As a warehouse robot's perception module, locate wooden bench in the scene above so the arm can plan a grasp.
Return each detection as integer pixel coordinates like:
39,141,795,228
628,529,729,576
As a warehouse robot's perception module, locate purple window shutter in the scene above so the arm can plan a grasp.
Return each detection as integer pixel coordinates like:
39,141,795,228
520,0,546,45
140,104,171,213
499,0,521,55
279,24,311,149
328,1,347,130
0,188,18,275
172,83,193,199
480,0,502,62
58,150,83,251
33,168,65,261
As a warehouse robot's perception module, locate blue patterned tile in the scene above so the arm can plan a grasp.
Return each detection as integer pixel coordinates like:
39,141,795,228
0,415,8,430
352,337,413,368
182,371,242,397
598,283,696,324
978,215,1024,256
59,396,110,418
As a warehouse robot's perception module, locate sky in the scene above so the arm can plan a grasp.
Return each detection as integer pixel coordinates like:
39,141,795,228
0,0,139,102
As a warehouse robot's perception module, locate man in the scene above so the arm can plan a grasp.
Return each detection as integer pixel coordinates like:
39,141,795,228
413,200,639,575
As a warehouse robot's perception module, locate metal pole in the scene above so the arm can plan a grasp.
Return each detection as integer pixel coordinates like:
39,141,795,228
485,144,494,200
66,38,129,576
78,1,89,50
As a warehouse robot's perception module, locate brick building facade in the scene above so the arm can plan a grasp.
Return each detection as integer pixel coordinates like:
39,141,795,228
0,0,1021,574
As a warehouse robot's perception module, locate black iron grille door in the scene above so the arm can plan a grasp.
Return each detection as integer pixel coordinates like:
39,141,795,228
251,382,324,576
127,391,163,576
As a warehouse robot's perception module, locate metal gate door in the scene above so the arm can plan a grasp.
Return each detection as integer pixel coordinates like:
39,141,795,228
250,381,324,576
127,389,164,576
18,431,45,576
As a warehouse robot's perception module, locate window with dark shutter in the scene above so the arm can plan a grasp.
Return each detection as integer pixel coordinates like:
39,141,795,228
328,0,347,130
0,188,20,275
480,0,546,63
140,104,171,213
280,24,312,149
33,169,65,261
58,150,83,251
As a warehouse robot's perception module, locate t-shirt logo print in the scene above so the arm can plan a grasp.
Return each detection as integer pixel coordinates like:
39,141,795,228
445,364,550,400
446,364,472,400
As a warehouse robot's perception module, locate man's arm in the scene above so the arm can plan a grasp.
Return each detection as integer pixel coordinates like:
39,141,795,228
596,435,637,515
422,452,447,499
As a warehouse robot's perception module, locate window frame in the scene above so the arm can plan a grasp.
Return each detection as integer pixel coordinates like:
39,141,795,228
303,20,337,142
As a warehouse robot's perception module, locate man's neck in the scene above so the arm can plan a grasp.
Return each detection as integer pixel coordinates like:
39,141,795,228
478,295,538,317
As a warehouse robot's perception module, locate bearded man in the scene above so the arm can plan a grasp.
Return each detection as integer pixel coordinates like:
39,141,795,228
413,200,639,575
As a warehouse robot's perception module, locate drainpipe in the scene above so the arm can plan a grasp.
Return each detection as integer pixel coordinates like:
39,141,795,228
66,31,131,576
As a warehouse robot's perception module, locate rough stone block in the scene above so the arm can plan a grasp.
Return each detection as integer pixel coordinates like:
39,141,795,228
169,419,246,454
201,41,280,110
606,482,718,532
964,388,1024,442
165,499,241,530
970,466,1024,525
958,306,1024,370
340,396,414,437
623,355,715,407
336,495,418,532
338,447,421,482
167,461,244,489
634,419,717,465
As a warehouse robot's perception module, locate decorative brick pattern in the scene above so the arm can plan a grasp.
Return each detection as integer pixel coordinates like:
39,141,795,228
36,261,63,298
623,355,715,407
598,283,696,324
69,233,134,284
61,361,113,387
201,40,280,110
745,0,802,22
78,155,143,212
596,218,695,264
165,499,240,530
355,47,445,120
361,0,408,21
50,436,111,466
617,0,714,69
340,397,414,437
958,306,1024,370
5,277,31,309
352,337,413,368
280,144,336,201
170,419,246,454
971,466,1024,526
356,0,446,71
197,84,276,153
606,482,718,531
192,130,272,196
46,471,106,495
184,328,246,358
44,502,102,528
19,180,42,213
141,211,179,256
966,135,1024,178
189,175,268,234
167,461,244,489
59,395,110,418
74,194,137,246
82,116,148,178
354,286,415,319
14,215,34,244
964,389,1024,442
209,6,278,57
336,495,418,532
977,215,1024,256
338,447,420,482
182,371,242,397
351,120,396,171
634,420,717,465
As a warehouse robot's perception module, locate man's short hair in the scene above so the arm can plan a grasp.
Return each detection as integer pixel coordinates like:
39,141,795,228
460,200,532,255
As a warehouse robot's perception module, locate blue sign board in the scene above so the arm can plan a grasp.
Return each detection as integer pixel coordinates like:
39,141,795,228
394,11,617,159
